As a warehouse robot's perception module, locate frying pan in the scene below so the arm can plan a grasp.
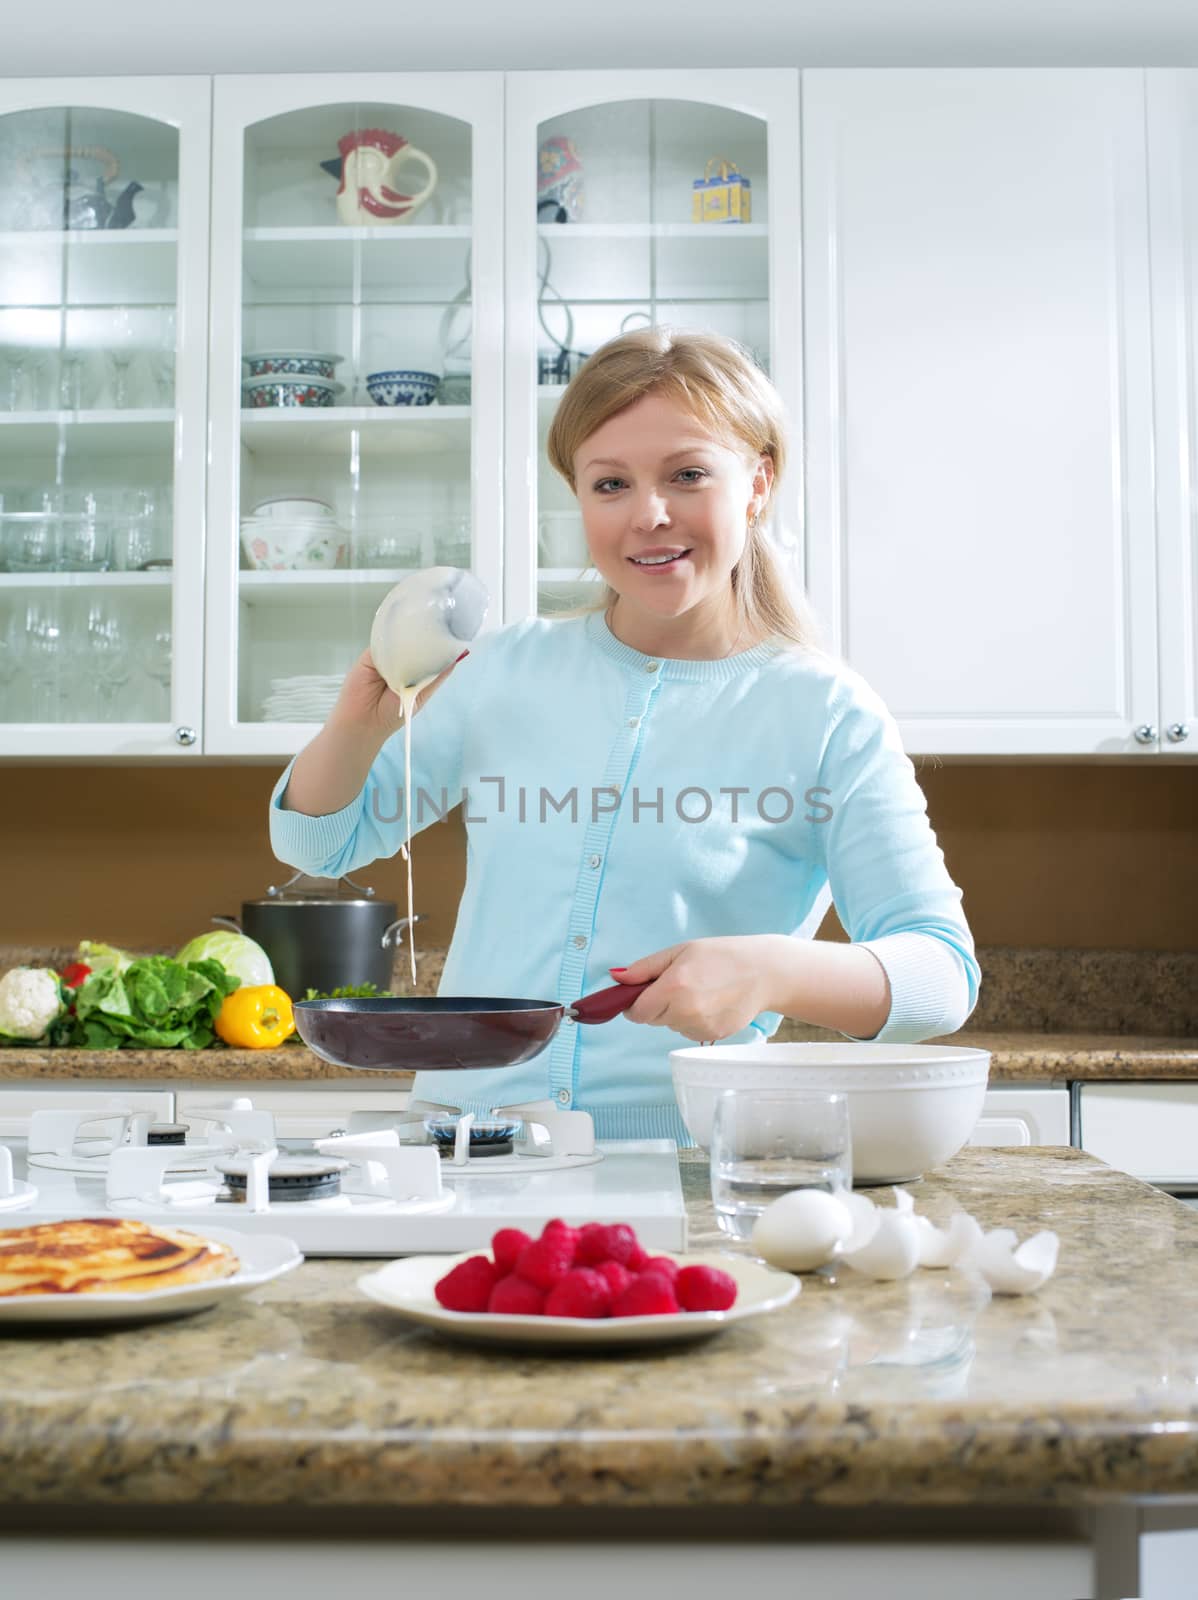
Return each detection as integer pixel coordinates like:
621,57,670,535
292,982,651,1072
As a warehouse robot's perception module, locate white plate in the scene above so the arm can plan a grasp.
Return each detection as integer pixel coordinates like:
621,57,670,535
0,1225,302,1327
358,1249,798,1346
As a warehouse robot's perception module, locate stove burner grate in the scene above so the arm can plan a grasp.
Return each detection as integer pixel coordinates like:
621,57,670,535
147,1124,189,1146
215,1156,346,1203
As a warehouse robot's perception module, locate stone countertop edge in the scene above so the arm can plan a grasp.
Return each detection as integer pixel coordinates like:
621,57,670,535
0,1031,1193,1082
0,1147,1197,1512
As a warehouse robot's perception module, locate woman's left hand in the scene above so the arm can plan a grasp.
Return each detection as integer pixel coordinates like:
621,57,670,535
610,937,779,1042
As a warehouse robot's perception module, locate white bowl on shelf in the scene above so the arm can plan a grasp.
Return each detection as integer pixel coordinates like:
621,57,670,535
251,496,334,522
670,1042,991,1184
240,517,347,571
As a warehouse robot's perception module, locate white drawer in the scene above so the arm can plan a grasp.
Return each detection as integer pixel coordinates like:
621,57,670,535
1077,1083,1198,1187
969,1087,1071,1148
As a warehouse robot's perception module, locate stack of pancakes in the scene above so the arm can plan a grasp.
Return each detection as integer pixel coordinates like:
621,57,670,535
0,1217,241,1296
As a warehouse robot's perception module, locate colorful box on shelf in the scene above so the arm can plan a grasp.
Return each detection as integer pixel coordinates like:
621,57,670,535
691,158,752,224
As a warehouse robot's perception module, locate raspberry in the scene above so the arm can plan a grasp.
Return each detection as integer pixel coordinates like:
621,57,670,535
596,1260,635,1298
491,1228,533,1276
488,1274,546,1315
541,1218,581,1261
611,1271,679,1317
514,1234,575,1290
639,1255,680,1284
675,1264,738,1312
434,1255,498,1313
544,1267,614,1319
575,1222,643,1269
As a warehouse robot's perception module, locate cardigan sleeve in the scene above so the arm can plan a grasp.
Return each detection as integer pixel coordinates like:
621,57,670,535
814,671,981,1042
267,640,482,880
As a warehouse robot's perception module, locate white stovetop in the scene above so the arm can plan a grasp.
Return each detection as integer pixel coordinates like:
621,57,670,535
0,1136,689,1257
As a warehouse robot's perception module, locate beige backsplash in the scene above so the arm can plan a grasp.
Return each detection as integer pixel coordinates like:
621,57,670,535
4,943,1194,1038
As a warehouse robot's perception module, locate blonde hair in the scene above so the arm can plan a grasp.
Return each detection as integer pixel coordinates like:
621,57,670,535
545,326,820,650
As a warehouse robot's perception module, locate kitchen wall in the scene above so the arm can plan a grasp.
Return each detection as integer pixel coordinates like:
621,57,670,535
1,760,1194,951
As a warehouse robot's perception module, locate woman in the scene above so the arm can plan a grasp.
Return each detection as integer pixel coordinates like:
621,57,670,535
269,327,979,1141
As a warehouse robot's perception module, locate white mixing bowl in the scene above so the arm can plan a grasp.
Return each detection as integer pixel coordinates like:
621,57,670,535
670,1043,991,1184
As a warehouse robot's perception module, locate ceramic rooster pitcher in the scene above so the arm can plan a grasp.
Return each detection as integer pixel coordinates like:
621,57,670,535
323,129,438,226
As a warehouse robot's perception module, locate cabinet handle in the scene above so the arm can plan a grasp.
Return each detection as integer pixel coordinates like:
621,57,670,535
1133,724,1157,745
1166,722,1190,743
174,725,197,747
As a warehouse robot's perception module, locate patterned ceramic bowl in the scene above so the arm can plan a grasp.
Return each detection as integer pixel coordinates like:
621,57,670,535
243,351,344,381
366,369,439,407
243,377,345,409
240,518,348,571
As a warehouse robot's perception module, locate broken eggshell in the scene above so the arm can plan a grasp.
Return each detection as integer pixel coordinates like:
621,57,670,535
838,1189,921,1281
914,1209,984,1269
969,1227,1060,1295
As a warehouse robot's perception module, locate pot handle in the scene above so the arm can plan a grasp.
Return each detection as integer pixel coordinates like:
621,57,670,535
381,916,421,950
567,981,651,1025
211,915,243,933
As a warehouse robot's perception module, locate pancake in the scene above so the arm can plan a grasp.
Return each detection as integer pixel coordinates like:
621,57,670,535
0,1218,241,1297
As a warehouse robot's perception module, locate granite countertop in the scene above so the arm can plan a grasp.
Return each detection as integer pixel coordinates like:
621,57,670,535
0,1146,1196,1516
0,1031,1193,1084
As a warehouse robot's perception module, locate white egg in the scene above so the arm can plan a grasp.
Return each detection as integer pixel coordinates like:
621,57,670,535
751,1188,853,1272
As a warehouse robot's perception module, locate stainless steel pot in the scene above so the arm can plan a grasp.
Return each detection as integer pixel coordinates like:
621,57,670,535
214,872,417,998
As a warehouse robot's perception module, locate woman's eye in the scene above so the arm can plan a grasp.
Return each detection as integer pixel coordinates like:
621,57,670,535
594,478,623,494
676,468,708,484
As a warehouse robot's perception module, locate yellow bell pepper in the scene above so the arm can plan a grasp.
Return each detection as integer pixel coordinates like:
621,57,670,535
215,985,295,1049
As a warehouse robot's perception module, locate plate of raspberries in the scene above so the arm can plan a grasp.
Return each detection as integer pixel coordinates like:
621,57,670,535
358,1218,799,1345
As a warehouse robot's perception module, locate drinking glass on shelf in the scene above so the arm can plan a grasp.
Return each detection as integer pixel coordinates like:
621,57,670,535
1,348,31,412
710,1088,853,1242
84,604,133,721
149,308,176,407
138,625,172,712
108,306,138,408
56,350,90,411
0,610,22,707
6,513,62,573
60,514,112,572
19,598,74,722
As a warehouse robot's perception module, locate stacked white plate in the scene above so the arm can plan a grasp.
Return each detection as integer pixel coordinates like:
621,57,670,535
260,674,343,722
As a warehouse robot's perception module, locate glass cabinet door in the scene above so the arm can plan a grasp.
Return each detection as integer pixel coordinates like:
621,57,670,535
503,70,801,625
206,74,504,757
0,78,210,756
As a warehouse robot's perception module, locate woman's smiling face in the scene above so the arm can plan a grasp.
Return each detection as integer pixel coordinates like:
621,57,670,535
573,392,771,643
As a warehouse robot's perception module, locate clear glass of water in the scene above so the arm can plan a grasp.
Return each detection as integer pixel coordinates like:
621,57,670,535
710,1088,853,1241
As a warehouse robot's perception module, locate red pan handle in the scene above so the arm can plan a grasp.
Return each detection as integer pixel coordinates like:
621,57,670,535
567,981,652,1025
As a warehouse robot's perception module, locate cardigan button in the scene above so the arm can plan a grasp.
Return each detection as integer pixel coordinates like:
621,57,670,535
571,933,588,949
556,1088,571,1105
645,661,660,673
588,853,601,869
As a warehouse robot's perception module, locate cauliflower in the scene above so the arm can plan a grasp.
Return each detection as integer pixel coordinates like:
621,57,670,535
0,966,64,1043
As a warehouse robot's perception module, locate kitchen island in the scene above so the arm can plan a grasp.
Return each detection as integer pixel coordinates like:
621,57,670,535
0,1147,1195,1599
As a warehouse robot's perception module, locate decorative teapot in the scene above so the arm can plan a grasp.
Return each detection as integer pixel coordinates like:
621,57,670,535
13,145,142,230
320,129,438,226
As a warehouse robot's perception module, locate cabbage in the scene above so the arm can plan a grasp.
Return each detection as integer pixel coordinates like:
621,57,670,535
76,940,136,977
176,930,274,988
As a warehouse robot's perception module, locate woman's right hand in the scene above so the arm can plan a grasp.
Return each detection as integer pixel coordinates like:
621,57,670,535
330,647,468,743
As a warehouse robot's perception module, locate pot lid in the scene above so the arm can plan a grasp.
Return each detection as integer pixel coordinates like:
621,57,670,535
252,871,394,907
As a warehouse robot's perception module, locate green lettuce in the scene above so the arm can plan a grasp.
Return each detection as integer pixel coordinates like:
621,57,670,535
67,956,240,1051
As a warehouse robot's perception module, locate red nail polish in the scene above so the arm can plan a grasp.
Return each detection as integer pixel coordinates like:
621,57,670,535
454,650,470,664
610,966,627,973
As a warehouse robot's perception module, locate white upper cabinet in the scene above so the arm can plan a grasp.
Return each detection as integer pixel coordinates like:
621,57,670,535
1146,71,1198,758
204,74,504,757
0,76,211,756
501,69,801,625
801,69,1161,756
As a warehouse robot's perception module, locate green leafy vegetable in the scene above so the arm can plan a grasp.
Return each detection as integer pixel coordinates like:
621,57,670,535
74,940,136,978
176,930,274,988
301,982,391,1000
66,956,241,1051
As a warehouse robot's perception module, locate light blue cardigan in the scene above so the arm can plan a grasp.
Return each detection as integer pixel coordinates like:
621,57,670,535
269,611,980,1142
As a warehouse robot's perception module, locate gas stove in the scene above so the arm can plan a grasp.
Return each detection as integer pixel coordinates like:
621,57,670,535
0,1097,687,1257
